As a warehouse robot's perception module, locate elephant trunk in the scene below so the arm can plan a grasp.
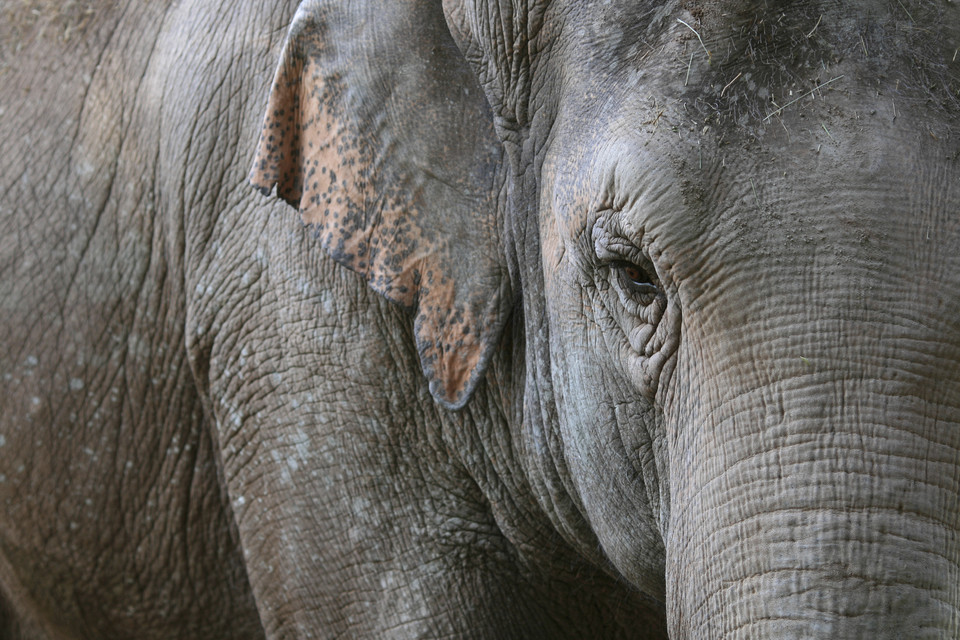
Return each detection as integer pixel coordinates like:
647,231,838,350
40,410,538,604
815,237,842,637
665,351,960,637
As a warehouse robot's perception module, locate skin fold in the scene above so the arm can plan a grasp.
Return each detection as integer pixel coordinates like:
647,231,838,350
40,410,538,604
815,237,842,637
2,0,959,638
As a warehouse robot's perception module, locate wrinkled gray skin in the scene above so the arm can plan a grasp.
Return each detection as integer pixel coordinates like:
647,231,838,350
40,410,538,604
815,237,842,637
3,0,960,637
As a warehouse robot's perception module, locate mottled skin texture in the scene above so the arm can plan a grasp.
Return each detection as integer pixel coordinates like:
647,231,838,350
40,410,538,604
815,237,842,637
250,2,512,408
3,0,960,639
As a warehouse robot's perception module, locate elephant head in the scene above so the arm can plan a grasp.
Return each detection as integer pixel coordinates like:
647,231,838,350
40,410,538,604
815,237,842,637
252,0,960,636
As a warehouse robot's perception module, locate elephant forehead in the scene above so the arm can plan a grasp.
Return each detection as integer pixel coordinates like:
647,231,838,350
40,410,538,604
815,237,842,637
695,126,960,278
539,23,960,277
536,0,960,159
539,78,960,345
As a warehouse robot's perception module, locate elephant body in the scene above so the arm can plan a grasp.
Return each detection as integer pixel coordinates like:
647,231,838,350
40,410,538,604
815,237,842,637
2,0,959,638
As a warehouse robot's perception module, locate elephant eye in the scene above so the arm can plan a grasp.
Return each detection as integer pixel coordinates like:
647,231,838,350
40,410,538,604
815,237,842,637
613,261,659,304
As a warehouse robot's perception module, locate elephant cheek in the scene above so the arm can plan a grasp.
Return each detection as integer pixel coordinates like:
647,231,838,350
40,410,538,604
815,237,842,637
664,380,960,639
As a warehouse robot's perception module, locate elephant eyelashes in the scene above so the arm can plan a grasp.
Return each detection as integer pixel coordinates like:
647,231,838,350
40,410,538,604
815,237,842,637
591,223,662,309
613,261,659,305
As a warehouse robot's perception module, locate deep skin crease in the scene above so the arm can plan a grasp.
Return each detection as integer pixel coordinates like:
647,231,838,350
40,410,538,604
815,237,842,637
3,0,960,639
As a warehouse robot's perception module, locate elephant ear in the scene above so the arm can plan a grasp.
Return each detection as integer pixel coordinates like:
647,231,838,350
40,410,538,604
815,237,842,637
250,0,510,409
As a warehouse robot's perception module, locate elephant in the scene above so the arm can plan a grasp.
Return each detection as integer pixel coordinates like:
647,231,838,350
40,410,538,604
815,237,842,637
2,0,960,637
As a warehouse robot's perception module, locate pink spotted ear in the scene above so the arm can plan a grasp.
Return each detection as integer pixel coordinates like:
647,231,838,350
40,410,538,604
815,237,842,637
250,1,511,409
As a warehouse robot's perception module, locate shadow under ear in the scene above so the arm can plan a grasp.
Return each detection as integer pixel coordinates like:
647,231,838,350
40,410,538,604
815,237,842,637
250,0,512,409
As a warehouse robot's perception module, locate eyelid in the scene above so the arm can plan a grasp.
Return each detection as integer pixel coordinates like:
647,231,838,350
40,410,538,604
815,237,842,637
591,217,649,262
592,219,663,296
594,235,646,266
595,234,656,285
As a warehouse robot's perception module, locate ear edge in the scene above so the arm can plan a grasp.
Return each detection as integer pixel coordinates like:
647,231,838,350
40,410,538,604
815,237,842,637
419,275,512,409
